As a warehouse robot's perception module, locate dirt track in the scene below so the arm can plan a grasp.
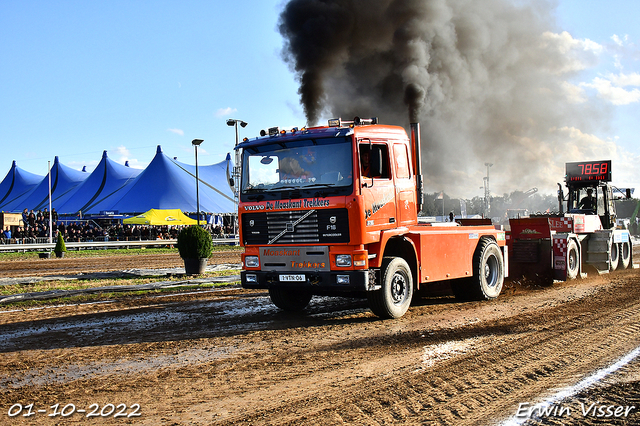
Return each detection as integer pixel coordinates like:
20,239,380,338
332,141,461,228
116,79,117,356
1,253,639,425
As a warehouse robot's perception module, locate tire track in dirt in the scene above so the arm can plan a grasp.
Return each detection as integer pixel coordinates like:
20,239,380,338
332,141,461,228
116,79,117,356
1,269,639,425
197,277,640,426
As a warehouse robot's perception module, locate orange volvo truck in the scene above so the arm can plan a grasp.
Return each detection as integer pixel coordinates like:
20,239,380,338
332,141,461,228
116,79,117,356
237,118,507,319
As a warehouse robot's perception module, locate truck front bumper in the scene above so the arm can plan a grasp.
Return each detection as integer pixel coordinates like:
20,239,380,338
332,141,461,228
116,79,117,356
241,270,375,293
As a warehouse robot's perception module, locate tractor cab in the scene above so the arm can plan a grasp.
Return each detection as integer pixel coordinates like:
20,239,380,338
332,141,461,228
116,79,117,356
563,160,617,230
566,182,616,230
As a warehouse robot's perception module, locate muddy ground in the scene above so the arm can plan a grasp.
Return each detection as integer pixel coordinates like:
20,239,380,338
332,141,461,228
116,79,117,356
1,250,639,425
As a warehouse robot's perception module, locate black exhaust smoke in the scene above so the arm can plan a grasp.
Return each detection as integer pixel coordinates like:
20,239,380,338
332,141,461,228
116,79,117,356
278,0,609,197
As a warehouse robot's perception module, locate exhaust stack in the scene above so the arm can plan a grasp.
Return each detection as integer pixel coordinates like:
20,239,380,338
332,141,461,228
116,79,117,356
410,123,424,214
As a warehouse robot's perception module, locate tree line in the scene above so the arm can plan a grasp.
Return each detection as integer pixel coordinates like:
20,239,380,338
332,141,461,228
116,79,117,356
421,191,560,220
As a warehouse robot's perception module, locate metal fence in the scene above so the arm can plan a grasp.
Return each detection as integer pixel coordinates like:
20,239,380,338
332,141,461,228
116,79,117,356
0,237,238,252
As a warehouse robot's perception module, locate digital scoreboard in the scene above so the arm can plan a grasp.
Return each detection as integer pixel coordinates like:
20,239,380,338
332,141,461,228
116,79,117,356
566,160,611,183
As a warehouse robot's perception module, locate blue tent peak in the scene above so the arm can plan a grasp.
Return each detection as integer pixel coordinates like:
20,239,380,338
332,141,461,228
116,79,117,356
156,145,162,154
102,150,108,159
226,153,231,161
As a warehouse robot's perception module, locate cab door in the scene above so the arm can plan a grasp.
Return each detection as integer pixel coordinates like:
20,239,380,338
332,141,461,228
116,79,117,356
393,143,417,225
358,140,396,241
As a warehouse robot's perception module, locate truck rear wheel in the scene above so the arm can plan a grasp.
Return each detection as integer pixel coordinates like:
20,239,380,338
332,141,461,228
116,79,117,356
610,241,620,271
268,287,312,312
619,241,631,269
469,239,504,300
368,257,413,319
567,239,580,280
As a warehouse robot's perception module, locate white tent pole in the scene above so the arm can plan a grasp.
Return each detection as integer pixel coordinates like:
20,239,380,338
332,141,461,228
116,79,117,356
48,161,52,244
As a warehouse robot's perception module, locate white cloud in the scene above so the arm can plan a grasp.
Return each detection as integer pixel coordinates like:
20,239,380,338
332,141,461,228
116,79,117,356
541,31,603,54
167,128,184,136
114,145,144,169
581,75,640,105
541,31,603,73
609,71,640,87
115,145,130,157
611,34,629,47
215,107,237,118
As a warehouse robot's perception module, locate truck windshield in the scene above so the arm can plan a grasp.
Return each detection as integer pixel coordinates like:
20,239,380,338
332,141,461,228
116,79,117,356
240,137,353,200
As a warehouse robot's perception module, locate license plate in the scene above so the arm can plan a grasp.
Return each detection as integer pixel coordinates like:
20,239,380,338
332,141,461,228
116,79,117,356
279,274,305,282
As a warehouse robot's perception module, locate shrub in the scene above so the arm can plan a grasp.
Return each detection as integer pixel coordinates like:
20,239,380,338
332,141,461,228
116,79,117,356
54,232,67,253
177,226,213,259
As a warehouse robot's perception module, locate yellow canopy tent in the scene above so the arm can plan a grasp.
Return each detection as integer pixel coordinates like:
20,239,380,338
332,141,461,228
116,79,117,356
123,209,198,226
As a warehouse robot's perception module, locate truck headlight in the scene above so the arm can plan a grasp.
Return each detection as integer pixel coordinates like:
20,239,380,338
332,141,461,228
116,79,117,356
336,254,352,267
336,275,350,284
245,256,259,268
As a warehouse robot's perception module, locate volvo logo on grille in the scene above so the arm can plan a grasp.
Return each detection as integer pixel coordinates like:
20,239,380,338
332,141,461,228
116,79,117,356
330,216,337,224
286,222,294,232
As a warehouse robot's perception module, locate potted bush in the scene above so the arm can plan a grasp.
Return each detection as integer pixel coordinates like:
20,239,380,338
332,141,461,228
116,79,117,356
54,232,67,258
177,225,213,275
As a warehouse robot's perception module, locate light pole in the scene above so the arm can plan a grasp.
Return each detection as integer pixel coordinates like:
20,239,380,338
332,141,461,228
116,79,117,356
192,139,204,225
484,162,493,217
227,119,247,235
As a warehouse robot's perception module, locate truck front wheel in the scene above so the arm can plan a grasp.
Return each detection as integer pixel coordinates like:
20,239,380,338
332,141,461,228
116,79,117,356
368,257,413,319
469,239,504,300
268,287,312,312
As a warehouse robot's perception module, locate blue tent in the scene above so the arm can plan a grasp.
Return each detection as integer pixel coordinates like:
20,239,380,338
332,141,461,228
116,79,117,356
55,151,141,214
87,146,235,214
170,153,235,205
2,156,88,212
0,161,44,210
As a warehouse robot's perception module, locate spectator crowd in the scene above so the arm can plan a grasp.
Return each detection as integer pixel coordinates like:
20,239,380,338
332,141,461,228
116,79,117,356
1,208,236,244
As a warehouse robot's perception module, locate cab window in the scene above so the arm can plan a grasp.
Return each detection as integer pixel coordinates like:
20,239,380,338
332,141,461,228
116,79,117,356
359,143,390,179
393,144,410,179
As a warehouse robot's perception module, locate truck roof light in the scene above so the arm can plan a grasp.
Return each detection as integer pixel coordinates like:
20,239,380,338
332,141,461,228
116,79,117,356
260,129,267,137
328,117,378,128
354,116,378,125
268,127,280,137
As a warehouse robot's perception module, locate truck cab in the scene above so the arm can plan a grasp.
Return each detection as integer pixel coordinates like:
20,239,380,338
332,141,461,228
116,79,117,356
238,118,506,318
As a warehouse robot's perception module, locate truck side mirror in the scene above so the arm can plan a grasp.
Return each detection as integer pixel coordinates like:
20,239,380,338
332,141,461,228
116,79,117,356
627,188,632,199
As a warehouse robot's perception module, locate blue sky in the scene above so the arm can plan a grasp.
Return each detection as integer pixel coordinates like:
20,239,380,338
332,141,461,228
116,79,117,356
555,0,640,168
1,0,639,196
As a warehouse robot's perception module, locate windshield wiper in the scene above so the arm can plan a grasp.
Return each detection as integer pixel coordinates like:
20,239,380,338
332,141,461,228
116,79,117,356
302,183,337,188
265,185,299,192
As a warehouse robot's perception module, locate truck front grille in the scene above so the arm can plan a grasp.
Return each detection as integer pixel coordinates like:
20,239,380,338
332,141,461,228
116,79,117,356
242,208,349,245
